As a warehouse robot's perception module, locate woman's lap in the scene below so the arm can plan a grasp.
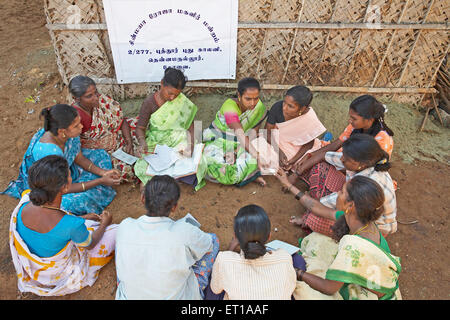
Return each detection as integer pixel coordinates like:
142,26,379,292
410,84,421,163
300,162,346,236
64,148,116,215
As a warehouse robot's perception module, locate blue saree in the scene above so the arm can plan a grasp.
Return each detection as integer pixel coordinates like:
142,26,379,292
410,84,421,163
1,129,116,215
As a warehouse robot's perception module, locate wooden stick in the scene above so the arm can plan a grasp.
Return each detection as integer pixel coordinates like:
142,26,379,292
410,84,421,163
432,94,444,126
436,83,450,109
437,69,450,88
45,22,450,31
419,43,448,106
419,107,431,132
90,77,437,93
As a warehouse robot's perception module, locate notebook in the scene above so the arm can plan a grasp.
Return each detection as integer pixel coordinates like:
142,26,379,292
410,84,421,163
178,213,201,228
265,240,300,255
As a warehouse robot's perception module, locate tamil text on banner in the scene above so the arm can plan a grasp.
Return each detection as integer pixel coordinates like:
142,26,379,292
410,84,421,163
103,0,238,83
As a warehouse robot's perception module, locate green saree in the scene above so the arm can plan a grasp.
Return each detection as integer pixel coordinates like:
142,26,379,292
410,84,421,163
325,234,402,300
134,93,201,186
199,98,267,186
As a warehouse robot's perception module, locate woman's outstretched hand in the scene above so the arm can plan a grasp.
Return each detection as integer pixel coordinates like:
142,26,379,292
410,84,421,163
81,213,101,221
137,140,149,157
275,168,290,188
123,140,134,156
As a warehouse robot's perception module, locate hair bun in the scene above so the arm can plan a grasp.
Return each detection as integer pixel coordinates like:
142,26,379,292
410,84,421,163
29,188,50,206
243,241,267,259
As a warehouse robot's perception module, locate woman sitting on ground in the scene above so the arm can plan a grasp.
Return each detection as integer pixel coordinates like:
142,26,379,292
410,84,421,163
287,95,395,221
200,77,268,187
133,68,200,189
1,104,120,215
280,134,397,237
208,204,298,300
69,75,138,183
262,85,326,171
9,155,117,296
276,175,401,300
115,175,219,300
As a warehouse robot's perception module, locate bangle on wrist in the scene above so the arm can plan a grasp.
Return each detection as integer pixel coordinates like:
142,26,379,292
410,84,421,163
295,191,304,200
298,269,305,281
81,182,86,192
88,162,93,171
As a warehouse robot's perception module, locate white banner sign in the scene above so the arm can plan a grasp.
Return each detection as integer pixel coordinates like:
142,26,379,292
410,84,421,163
103,0,238,83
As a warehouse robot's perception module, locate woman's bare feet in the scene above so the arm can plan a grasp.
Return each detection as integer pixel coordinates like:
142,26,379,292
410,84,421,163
289,215,305,227
255,176,266,187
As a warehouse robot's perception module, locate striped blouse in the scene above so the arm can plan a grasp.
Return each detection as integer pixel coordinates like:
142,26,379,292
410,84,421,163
321,151,397,235
210,249,297,300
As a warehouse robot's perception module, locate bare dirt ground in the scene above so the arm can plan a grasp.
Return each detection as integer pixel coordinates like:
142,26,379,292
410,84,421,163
0,0,449,300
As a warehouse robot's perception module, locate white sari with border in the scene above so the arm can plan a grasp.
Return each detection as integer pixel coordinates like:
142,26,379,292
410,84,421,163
9,191,117,296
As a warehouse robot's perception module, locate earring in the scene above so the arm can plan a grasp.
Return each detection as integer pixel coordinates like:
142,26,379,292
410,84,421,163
62,133,66,138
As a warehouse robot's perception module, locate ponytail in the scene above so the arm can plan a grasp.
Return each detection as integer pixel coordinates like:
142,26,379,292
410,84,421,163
40,104,78,136
374,153,391,172
350,95,394,137
40,107,52,133
234,205,271,260
378,114,394,137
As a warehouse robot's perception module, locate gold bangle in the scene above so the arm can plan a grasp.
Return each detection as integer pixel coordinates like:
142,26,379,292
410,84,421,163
88,162,93,171
81,182,86,192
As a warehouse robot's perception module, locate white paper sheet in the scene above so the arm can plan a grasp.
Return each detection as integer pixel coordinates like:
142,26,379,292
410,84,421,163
265,240,299,255
144,144,180,172
111,148,139,165
145,144,204,179
178,213,201,228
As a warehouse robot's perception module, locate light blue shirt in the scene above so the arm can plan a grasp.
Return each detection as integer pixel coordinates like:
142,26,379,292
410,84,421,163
115,215,213,300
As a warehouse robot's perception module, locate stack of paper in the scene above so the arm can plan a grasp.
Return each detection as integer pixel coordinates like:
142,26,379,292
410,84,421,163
145,144,204,179
144,144,181,172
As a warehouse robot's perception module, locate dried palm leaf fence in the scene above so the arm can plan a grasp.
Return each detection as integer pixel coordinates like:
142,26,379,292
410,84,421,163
45,0,449,105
